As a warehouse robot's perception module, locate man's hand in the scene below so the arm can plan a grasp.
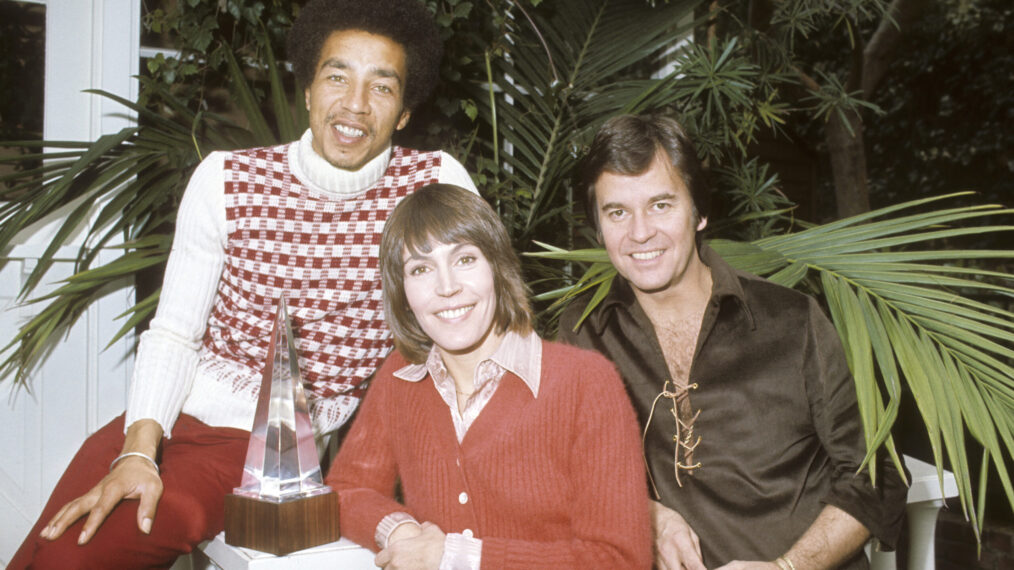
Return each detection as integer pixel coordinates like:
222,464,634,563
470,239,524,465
40,418,164,545
715,562,780,570
652,500,706,570
375,521,446,570
39,455,163,545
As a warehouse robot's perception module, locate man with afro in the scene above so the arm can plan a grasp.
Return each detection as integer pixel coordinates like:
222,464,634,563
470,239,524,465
10,1,476,567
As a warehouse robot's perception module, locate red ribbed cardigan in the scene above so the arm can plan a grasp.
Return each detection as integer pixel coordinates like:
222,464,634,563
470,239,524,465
326,340,653,569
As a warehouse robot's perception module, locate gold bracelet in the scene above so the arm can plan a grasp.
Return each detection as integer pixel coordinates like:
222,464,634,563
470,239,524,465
777,556,796,570
109,451,159,474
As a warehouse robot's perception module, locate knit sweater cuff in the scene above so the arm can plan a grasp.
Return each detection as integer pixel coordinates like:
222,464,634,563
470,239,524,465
125,329,198,435
440,533,482,570
375,512,419,549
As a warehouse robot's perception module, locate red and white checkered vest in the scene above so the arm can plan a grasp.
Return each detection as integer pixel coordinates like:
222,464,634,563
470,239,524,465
199,144,442,433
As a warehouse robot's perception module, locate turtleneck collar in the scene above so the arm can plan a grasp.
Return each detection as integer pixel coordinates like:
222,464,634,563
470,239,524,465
288,129,392,198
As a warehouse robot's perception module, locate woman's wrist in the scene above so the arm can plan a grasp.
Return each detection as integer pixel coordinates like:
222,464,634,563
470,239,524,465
377,512,422,548
387,520,423,544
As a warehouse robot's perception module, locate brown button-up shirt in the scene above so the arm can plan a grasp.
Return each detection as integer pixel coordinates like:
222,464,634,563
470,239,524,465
559,244,907,568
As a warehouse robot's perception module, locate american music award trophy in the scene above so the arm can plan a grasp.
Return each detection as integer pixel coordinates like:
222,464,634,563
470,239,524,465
224,298,341,555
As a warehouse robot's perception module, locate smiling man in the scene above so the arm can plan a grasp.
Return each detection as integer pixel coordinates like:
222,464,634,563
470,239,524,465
559,114,907,570
10,1,476,568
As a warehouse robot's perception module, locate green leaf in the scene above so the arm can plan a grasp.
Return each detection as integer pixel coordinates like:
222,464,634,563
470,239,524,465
223,48,274,143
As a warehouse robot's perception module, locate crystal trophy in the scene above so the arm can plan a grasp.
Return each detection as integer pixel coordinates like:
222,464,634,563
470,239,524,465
223,297,341,555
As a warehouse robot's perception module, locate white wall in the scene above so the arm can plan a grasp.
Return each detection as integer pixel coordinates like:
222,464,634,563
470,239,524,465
0,0,141,564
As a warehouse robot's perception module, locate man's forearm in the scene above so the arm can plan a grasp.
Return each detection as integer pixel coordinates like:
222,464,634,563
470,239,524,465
120,419,164,460
779,505,869,569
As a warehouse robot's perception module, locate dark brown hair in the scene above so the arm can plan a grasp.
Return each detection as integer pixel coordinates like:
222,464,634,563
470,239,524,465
287,0,442,111
380,184,533,362
579,113,712,233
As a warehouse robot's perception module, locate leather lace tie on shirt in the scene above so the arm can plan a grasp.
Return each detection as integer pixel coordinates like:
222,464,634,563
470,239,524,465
644,380,701,497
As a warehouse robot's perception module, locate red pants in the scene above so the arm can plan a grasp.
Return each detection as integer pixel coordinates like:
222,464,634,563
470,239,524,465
9,413,249,570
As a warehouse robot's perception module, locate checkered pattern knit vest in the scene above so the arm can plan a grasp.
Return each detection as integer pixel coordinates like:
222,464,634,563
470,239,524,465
199,144,442,434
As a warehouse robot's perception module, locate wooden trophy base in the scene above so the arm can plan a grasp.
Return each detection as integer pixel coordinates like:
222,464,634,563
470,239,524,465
224,491,340,555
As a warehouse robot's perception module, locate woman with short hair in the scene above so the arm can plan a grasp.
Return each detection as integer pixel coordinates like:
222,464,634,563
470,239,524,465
325,183,652,569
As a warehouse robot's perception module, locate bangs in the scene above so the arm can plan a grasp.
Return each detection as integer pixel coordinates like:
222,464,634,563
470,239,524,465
397,195,487,259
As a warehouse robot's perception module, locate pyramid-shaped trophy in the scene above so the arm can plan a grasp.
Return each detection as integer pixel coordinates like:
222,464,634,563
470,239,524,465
223,297,341,554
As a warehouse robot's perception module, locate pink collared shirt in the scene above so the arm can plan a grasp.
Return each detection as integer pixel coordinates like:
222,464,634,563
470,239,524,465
394,330,542,441
375,330,542,569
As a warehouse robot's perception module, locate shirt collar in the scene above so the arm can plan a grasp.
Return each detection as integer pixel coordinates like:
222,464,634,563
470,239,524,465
582,242,755,334
393,330,543,398
699,243,754,329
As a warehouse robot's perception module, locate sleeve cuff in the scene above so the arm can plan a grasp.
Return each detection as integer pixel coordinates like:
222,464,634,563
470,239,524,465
375,511,419,549
439,532,482,570
125,329,198,435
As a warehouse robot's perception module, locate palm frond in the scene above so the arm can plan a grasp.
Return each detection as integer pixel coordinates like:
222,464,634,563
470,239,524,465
469,0,702,242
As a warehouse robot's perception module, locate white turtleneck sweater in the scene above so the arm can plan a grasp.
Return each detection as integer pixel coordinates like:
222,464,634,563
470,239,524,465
125,130,476,435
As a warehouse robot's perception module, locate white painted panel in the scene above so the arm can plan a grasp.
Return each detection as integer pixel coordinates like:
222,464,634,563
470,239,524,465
0,0,141,565
0,260,45,564
0,256,135,565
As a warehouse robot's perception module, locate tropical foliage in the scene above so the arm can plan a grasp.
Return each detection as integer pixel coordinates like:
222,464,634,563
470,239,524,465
1,0,1012,537
141,0,300,103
